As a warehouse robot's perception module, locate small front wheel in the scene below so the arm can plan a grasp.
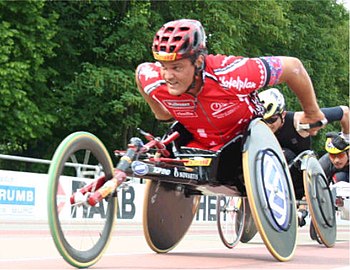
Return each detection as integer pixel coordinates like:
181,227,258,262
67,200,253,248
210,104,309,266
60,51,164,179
47,132,117,268
216,196,245,249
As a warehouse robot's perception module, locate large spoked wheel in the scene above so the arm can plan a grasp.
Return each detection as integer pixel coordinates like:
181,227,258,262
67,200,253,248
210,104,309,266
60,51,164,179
216,196,245,249
303,155,336,247
47,132,117,268
242,119,297,262
143,180,200,253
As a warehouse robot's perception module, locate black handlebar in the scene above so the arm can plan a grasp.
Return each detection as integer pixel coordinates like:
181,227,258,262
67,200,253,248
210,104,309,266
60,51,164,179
296,119,328,131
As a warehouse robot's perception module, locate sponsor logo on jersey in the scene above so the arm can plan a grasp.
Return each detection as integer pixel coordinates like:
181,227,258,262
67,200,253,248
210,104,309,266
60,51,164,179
174,110,198,118
210,102,236,118
163,100,195,109
219,76,256,91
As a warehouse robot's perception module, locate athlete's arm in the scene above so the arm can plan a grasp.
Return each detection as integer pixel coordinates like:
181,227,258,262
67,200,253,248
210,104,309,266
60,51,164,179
340,106,349,136
321,106,349,135
277,56,325,135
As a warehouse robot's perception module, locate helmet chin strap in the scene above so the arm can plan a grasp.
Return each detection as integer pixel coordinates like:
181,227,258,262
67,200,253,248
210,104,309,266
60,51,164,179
185,63,204,93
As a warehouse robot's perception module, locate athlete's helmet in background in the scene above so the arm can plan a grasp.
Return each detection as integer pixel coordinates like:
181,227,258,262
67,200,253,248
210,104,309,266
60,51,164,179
152,19,207,62
325,132,350,154
258,88,286,120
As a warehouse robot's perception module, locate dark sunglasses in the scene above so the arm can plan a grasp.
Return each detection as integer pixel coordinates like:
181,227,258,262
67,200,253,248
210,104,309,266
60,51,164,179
329,152,347,159
265,115,280,124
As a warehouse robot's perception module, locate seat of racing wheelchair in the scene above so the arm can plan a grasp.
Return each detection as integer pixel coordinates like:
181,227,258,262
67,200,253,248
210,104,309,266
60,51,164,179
164,121,245,188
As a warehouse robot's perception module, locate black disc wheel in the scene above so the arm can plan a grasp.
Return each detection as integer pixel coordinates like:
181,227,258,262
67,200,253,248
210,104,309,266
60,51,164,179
143,180,200,253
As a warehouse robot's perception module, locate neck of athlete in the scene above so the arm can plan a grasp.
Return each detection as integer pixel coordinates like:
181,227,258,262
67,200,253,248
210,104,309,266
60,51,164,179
187,72,204,96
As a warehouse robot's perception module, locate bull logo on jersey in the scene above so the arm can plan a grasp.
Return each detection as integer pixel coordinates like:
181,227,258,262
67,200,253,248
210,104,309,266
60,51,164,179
260,151,290,231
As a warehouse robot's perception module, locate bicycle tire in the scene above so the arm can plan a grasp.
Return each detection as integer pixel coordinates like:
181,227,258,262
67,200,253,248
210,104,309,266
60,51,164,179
47,132,116,268
216,195,245,249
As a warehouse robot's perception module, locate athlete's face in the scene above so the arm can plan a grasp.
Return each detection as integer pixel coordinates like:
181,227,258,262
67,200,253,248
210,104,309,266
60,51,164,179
329,151,349,169
266,114,284,133
160,58,195,96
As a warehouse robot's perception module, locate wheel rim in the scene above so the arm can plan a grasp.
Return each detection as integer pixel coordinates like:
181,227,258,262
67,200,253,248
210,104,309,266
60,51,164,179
217,196,245,248
47,132,116,268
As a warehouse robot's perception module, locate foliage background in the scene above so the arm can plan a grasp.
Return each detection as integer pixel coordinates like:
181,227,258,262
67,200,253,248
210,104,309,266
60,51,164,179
0,0,348,171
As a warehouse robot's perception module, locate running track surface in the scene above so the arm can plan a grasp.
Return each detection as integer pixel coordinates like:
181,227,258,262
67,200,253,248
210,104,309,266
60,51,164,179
0,220,349,270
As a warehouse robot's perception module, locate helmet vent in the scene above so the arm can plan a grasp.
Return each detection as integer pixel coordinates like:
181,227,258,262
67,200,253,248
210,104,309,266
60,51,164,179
193,32,199,46
161,37,169,42
165,27,174,33
180,40,190,52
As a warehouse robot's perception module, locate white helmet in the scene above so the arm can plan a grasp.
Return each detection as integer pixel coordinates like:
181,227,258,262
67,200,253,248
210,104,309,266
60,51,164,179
258,88,286,119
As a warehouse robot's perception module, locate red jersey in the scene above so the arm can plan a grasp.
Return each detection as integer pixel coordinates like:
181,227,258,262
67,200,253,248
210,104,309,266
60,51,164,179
137,54,282,150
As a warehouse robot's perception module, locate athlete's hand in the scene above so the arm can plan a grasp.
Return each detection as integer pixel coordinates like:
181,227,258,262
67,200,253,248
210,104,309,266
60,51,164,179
295,110,327,136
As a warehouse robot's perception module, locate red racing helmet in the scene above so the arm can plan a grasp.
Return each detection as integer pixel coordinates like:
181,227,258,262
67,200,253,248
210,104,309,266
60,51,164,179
152,19,207,61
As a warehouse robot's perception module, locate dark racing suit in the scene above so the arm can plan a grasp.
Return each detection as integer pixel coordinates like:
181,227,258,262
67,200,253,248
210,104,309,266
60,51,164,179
275,107,345,199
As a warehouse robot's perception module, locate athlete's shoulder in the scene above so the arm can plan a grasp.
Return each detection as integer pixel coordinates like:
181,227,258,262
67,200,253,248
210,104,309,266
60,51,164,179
136,62,163,87
205,54,244,69
136,62,161,78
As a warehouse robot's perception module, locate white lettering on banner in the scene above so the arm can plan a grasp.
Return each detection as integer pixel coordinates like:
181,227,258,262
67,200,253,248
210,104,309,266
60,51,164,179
0,170,218,223
219,76,256,91
0,175,15,183
0,185,35,205
196,195,217,221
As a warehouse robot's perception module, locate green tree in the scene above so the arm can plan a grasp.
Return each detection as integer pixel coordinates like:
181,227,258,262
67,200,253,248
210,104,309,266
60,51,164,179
0,0,348,170
41,0,156,159
0,0,58,157
281,0,349,153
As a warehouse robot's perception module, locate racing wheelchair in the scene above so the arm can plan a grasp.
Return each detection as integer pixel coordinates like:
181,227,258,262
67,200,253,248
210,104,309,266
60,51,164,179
216,148,337,249
47,118,299,268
